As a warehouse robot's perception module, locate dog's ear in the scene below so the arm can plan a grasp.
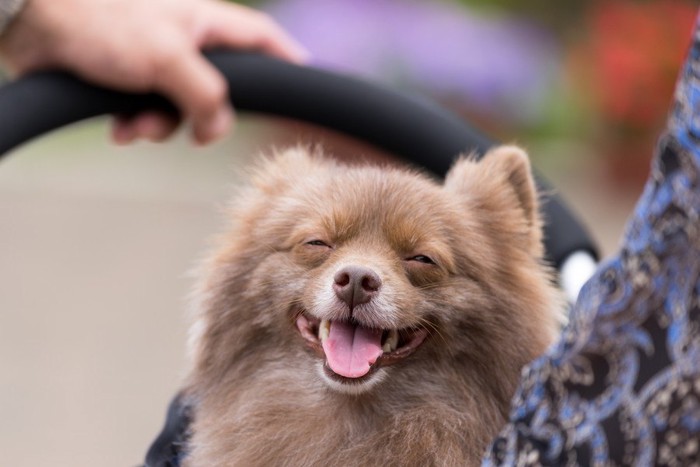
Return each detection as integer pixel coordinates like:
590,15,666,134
444,145,542,254
482,145,538,229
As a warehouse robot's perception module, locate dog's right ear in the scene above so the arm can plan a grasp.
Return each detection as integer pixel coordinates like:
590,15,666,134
250,146,330,195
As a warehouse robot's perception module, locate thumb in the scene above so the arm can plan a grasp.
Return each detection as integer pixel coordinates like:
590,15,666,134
199,2,309,64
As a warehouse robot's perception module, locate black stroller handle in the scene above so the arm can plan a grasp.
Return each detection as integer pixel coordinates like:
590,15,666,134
0,50,597,267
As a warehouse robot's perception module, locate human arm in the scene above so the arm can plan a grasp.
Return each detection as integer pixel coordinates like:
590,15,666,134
0,0,308,144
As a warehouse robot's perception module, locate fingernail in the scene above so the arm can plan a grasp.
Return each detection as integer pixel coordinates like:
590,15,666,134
291,42,312,64
198,106,234,144
113,124,135,145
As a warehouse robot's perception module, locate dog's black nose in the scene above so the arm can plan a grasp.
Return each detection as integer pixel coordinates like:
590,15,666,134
333,265,381,310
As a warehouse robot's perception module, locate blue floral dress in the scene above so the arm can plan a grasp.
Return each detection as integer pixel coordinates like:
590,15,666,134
483,14,700,467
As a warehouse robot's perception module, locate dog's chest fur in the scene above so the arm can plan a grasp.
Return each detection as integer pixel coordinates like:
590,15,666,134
186,359,506,466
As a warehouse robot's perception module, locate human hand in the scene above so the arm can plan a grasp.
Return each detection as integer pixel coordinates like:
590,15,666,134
0,0,308,144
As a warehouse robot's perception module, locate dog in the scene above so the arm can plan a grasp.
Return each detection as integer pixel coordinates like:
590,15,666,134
180,145,562,466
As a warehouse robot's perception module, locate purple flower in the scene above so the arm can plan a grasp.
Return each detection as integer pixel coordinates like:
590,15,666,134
264,0,560,123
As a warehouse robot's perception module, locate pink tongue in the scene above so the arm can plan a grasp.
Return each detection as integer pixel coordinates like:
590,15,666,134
322,321,383,378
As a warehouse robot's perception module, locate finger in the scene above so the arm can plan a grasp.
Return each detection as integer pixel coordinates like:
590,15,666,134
111,112,180,144
131,112,181,142
112,115,137,145
200,3,310,64
152,47,235,144
192,104,236,145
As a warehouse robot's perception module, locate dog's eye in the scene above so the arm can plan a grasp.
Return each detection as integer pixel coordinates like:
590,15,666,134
306,240,331,248
408,255,436,265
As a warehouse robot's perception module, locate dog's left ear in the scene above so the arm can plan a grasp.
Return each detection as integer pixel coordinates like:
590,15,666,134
444,145,542,253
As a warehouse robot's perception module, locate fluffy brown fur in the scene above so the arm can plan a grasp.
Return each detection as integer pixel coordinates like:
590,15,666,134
182,145,562,466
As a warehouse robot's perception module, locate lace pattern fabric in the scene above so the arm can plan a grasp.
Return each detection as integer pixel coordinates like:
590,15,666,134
0,0,26,35
484,14,700,467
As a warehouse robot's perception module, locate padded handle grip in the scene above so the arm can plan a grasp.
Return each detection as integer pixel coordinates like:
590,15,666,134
0,50,597,266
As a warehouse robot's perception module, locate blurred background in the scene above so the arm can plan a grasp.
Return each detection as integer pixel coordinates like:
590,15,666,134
1,0,697,465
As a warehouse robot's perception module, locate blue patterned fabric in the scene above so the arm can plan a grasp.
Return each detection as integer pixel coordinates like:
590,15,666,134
483,15,700,467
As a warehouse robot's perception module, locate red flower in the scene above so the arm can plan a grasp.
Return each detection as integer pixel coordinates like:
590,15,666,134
584,1,696,129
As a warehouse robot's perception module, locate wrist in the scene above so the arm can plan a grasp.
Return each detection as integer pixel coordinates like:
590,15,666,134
0,0,27,36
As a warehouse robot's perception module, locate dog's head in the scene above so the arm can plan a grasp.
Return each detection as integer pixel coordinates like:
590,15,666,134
189,146,560,396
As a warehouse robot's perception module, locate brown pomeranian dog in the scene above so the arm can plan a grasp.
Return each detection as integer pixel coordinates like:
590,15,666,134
181,145,562,466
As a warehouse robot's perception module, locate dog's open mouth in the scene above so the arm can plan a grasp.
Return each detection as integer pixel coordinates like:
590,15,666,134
295,314,428,382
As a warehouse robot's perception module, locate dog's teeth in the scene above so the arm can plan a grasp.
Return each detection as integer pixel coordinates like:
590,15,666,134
384,329,399,353
319,319,330,341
